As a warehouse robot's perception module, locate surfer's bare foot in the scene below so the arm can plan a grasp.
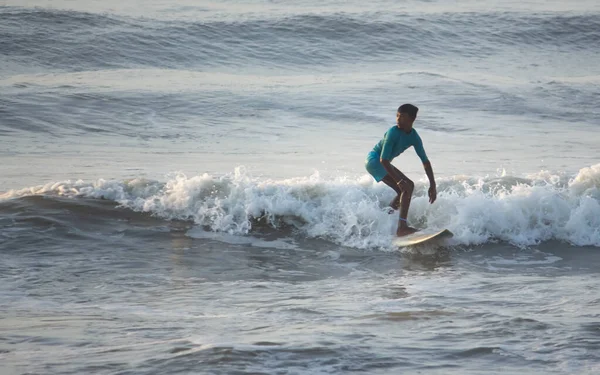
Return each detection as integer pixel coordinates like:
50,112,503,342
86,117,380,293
396,226,418,237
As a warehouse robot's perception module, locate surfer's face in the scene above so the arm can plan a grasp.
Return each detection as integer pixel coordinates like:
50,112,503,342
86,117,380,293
396,111,415,132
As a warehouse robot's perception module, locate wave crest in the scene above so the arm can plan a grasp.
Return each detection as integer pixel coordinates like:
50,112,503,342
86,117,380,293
2,165,599,248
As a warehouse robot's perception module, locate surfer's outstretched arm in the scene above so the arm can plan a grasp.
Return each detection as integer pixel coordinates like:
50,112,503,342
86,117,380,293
423,161,437,204
413,132,436,205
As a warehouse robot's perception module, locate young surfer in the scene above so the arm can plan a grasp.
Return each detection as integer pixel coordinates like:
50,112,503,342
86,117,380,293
365,104,437,237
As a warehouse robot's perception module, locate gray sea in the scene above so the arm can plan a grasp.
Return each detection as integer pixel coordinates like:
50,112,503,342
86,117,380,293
1,0,599,374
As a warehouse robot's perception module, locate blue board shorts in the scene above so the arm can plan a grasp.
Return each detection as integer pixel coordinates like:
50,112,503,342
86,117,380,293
365,151,388,182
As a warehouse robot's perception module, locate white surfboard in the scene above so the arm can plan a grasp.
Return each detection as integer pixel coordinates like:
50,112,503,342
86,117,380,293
393,229,453,247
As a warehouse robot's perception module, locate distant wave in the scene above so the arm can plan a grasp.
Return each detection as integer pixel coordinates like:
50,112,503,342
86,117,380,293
2,164,599,249
2,7,599,71
1,67,598,137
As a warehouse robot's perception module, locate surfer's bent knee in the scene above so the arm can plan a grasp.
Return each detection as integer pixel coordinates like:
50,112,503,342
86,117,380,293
401,179,414,193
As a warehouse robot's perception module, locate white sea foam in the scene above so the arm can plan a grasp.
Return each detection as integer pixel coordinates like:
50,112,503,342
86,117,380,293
486,254,563,266
1,164,599,249
186,227,298,250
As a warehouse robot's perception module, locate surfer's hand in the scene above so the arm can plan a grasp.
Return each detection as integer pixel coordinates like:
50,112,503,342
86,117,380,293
428,185,437,204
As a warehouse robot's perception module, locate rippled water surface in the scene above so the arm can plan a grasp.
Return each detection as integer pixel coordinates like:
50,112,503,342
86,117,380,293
1,0,599,374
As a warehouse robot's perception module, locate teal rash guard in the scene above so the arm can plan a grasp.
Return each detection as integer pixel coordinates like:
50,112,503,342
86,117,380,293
365,126,429,182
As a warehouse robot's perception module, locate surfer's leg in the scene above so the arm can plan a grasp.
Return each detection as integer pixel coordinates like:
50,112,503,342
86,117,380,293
381,175,401,211
390,195,400,210
382,166,417,237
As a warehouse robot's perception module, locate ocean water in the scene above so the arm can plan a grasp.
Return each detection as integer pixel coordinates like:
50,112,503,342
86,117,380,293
1,0,599,374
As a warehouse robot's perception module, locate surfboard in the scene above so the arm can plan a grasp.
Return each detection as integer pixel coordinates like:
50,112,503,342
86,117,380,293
393,229,453,247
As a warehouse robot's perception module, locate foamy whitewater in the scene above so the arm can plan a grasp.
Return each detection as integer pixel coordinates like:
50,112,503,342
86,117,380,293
3,164,600,248
1,1,599,374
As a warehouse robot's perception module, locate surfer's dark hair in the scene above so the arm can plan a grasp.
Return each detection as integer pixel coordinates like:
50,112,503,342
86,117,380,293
397,104,419,119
